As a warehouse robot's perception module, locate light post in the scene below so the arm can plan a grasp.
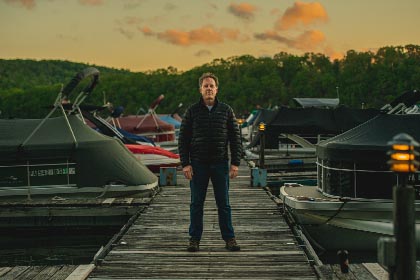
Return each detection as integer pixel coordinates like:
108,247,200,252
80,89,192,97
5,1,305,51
387,133,419,280
259,122,265,169
237,118,244,158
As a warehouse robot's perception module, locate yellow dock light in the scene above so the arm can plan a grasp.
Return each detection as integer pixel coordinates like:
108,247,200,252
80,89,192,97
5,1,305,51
237,118,244,125
385,133,419,279
387,133,419,173
259,122,265,132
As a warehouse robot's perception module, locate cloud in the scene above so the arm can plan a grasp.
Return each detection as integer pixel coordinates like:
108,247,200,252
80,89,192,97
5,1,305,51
164,3,176,11
208,2,218,10
117,28,135,39
254,31,293,46
123,0,146,9
140,26,154,36
3,0,35,9
228,2,257,20
195,49,212,57
140,25,241,46
276,2,328,30
270,8,281,16
292,30,325,51
254,29,326,52
123,16,143,25
78,0,103,6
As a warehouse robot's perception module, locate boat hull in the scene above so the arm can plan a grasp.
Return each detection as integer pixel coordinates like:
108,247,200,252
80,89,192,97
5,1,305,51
280,185,420,253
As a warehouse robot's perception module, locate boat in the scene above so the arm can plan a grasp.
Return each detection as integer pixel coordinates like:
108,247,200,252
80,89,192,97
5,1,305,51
0,115,159,198
0,67,158,198
279,111,420,254
81,109,180,173
245,106,379,171
108,95,177,145
125,144,180,173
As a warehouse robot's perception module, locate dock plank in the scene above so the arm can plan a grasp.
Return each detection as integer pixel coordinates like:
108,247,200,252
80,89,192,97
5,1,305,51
65,264,96,280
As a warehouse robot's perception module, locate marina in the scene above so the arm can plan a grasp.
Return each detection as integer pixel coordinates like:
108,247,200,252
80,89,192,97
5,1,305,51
0,164,408,279
1,65,420,279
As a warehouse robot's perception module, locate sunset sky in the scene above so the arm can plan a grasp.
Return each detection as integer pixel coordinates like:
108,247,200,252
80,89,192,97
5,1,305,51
1,0,419,72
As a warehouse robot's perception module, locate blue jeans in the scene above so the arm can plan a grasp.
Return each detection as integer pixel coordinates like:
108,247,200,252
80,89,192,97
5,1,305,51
189,160,235,241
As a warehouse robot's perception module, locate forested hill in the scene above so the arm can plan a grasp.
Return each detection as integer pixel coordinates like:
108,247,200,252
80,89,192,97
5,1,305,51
1,44,420,118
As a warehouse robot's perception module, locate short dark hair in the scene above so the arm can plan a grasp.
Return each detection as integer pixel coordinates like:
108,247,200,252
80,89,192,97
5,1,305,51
199,72,219,88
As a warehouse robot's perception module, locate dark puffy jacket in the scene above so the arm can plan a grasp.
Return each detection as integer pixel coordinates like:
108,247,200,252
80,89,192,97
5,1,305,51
178,97,241,167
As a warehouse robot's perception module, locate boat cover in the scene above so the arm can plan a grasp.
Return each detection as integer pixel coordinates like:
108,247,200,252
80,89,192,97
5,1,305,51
158,115,181,129
114,115,174,133
293,98,339,108
0,115,157,188
249,107,379,148
317,113,420,162
316,113,420,199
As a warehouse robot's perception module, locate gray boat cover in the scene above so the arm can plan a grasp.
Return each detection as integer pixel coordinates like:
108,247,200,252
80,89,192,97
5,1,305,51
317,113,420,162
316,113,420,199
0,115,157,188
249,107,379,148
293,98,339,108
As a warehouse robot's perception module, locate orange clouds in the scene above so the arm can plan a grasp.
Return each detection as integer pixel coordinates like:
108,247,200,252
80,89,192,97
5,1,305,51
254,2,332,53
228,3,257,20
276,1,328,30
4,0,35,9
134,1,335,57
141,26,241,46
293,30,326,50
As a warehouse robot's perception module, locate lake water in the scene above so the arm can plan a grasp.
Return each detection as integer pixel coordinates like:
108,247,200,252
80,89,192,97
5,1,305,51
0,226,122,266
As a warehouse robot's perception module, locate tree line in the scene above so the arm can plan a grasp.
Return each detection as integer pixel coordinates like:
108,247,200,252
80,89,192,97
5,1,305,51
1,44,419,119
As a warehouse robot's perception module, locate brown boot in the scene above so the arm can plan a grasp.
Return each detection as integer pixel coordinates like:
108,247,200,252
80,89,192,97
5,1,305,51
187,238,200,252
225,238,240,251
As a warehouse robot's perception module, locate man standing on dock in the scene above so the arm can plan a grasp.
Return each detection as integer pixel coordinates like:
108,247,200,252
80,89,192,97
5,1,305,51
178,72,242,252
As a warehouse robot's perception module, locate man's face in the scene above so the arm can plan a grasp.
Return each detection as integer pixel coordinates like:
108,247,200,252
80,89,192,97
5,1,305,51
200,77,218,105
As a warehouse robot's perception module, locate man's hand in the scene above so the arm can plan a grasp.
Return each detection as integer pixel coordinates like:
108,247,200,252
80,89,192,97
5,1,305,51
183,165,193,180
229,165,239,179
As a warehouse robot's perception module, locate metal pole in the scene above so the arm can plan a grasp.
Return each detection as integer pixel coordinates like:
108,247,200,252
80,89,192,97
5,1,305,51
259,131,265,169
393,174,416,280
238,123,243,158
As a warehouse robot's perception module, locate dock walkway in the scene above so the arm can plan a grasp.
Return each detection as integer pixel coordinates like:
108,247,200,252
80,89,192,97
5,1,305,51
88,165,317,279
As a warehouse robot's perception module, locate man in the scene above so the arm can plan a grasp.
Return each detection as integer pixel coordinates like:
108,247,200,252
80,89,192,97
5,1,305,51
178,72,242,252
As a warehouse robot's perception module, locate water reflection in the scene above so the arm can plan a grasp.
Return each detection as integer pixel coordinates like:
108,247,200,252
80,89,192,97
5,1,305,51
0,226,121,266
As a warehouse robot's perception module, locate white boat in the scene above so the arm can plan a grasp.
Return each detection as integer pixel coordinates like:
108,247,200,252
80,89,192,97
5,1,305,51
280,112,420,253
280,184,420,252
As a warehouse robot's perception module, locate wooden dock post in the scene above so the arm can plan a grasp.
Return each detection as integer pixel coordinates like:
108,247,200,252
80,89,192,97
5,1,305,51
251,167,267,187
159,167,177,186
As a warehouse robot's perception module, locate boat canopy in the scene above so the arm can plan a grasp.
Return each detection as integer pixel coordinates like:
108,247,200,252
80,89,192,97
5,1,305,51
316,113,420,199
317,113,420,162
0,115,157,189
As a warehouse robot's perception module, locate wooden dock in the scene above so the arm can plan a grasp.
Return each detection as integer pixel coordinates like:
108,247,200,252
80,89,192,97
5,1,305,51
0,196,154,228
88,165,318,279
0,164,413,279
0,264,94,280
